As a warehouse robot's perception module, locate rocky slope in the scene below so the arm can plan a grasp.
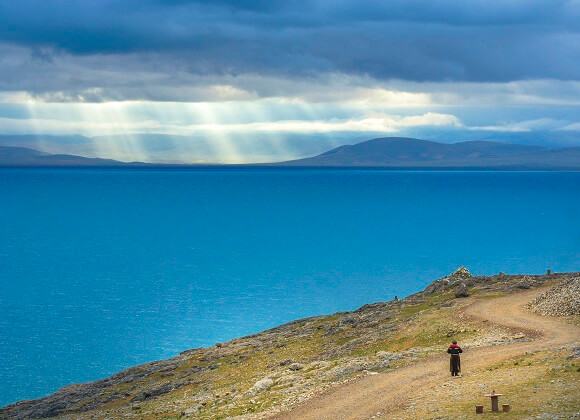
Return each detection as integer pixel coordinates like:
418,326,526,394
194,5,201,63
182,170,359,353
0,269,578,419
528,277,580,316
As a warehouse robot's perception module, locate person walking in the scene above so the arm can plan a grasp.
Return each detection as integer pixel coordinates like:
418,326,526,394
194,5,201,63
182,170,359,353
447,340,463,376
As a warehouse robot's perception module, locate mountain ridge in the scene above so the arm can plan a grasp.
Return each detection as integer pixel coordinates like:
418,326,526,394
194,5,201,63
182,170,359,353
0,137,579,169
277,137,580,169
0,145,141,167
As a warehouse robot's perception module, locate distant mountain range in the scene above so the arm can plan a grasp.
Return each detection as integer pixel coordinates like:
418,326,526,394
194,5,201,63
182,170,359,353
0,146,133,166
1,137,579,169
2,131,580,165
278,137,580,169
0,134,346,164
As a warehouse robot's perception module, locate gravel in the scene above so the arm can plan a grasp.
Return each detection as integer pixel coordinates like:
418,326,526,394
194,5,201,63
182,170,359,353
528,277,580,316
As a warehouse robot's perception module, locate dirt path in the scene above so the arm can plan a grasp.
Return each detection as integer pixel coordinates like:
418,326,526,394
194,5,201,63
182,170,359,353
272,287,579,420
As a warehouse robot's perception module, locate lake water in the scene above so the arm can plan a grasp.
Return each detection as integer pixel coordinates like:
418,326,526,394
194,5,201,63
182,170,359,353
0,169,578,406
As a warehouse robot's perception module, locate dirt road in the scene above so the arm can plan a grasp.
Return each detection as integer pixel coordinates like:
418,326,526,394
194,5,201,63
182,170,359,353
273,287,579,420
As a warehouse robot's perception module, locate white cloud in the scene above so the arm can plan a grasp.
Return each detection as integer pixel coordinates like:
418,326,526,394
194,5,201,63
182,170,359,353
0,110,463,137
560,122,580,131
469,118,570,133
469,125,530,133
389,112,463,127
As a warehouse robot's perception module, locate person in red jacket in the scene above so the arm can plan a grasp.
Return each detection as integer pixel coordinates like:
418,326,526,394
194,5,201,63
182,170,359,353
447,340,463,376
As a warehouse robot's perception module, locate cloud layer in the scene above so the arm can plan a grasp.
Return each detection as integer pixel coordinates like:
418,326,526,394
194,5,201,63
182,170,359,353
1,0,579,103
1,0,579,162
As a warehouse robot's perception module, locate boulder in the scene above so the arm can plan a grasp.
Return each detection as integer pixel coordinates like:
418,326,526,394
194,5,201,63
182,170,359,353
455,283,470,298
247,378,274,395
288,363,304,371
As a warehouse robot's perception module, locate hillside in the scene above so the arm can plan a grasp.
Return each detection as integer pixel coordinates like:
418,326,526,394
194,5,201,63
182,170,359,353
0,134,345,165
0,145,135,167
279,137,580,169
1,269,578,419
2,136,580,168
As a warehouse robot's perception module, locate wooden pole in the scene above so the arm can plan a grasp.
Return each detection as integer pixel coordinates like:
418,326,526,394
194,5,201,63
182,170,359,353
490,396,499,412
484,392,504,412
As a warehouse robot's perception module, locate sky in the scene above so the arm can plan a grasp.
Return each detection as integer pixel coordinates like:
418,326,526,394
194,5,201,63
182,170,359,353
0,0,579,162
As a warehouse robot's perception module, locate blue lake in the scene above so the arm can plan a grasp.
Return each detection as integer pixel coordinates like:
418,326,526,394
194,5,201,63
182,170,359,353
0,169,578,406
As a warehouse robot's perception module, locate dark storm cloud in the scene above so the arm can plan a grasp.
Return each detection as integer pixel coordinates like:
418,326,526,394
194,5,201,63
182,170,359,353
0,0,579,100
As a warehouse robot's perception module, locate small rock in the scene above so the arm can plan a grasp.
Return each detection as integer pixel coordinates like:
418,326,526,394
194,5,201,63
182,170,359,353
288,363,304,371
182,407,198,416
247,377,274,395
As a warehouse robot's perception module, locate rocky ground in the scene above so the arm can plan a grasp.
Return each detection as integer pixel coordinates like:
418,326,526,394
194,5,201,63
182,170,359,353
528,277,580,316
0,269,578,419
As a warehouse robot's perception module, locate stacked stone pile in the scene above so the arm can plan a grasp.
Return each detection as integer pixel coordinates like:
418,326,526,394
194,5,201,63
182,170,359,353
528,277,580,316
423,266,472,296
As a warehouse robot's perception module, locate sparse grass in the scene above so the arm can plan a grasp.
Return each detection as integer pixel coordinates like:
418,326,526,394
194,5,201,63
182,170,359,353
115,292,492,418
389,303,479,351
406,350,579,419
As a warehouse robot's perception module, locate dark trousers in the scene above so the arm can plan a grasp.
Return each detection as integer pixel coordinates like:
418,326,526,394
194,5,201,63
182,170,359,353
450,354,461,376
